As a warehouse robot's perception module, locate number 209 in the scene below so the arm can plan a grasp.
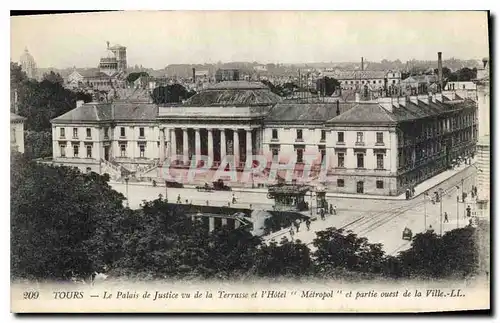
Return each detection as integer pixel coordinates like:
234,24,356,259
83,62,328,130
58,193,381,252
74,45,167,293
23,291,39,300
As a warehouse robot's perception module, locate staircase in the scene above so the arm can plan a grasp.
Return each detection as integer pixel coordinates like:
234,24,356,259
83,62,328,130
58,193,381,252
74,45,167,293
100,159,124,181
135,160,160,178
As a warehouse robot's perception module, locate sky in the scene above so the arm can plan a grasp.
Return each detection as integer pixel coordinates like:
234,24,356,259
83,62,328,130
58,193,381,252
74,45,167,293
10,11,490,69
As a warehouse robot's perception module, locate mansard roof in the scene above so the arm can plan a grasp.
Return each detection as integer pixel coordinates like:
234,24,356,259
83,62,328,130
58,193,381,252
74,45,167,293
265,101,356,124
327,102,396,124
51,101,157,124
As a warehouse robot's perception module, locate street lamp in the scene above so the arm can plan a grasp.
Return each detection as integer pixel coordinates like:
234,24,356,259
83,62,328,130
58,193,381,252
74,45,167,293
456,185,460,229
124,176,130,208
423,192,428,231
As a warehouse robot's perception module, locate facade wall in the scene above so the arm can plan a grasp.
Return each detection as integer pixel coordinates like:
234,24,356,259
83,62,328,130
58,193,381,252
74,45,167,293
477,139,490,202
10,121,25,153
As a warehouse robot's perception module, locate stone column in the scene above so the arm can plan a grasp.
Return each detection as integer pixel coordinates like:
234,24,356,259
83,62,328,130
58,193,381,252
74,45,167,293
207,128,214,163
233,129,240,167
208,217,215,232
195,128,201,163
220,129,226,160
159,128,166,164
183,128,189,164
170,128,177,159
246,129,253,164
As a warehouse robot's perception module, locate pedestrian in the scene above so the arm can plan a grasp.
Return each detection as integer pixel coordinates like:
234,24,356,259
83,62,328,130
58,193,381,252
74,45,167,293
444,212,449,223
294,220,300,232
466,205,471,218
206,200,209,206
228,202,231,207
320,207,325,220
305,218,311,231
412,187,415,197
289,227,295,239
329,204,333,215
333,205,337,215
177,194,181,203
457,195,460,203
232,193,236,204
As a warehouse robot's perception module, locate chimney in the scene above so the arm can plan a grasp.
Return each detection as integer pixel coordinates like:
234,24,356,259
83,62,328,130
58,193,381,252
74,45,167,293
336,100,340,116
192,68,196,83
76,100,84,108
438,52,443,92
361,57,364,71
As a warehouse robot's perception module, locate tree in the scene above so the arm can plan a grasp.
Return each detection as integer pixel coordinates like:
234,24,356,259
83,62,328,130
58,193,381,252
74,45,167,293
397,227,478,279
11,62,27,88
43,71,64,85
254,237,313,277
126,72,149,84
11,154,126,281
316,77,340,96
151,84,195,104
312,227,386,275
23,130,52,159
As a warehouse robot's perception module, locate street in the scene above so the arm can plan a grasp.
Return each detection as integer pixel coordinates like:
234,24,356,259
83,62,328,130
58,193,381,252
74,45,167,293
110,165,478,255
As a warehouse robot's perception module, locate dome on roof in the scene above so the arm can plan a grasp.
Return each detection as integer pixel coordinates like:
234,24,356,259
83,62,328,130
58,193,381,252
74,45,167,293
20,48,35,64
184,80,282,106
100,49,117,61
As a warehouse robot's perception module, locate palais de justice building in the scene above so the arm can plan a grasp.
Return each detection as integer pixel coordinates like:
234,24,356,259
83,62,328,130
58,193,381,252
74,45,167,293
50,76,478,196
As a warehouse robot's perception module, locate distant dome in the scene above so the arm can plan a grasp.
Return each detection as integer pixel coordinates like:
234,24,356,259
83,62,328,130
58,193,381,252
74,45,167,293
100,49,117,61
20,48,35,64
19,47,37,79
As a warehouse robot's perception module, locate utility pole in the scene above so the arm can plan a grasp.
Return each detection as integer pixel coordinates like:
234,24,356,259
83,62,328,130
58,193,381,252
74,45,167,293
439,188,443,235
125,177,130,208
165,180,168,202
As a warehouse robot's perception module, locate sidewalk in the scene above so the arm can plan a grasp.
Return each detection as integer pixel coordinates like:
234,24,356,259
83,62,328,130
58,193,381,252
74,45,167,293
110,161,476,201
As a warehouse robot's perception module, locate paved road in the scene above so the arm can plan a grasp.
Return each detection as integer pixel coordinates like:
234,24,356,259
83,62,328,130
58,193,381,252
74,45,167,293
110,165,478,255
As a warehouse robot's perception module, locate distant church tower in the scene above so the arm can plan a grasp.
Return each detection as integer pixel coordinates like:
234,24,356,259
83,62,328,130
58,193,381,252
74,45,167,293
20,47,38,79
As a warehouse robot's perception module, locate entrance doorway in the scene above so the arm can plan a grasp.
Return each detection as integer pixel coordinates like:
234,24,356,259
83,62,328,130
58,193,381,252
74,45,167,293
104,146,110,161
356,181,364,194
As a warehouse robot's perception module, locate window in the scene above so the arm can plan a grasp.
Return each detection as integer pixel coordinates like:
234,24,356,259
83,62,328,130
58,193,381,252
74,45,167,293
139,127,145,138
120,127,126,137
376,180,384,189
337,179,345,187
60,144,66,157
392,80,396,84
104,127,109,139
337,152,345,168
272,129,278,140
86,128,91,138
139,145,145,158
337,132,344,143
373,80,376,84
296,129,303,141
376,154,384,169
355,81,359,84
320,130,326,141
357,153,364,168
379,80,382,83
73,128,78,138
60,128,65,138
73,145,79,157
120,144,127,157
350,81,353,84
356,132,364,144
296,149,303,163
362,80,365,84
86,145,92,158
272,148,279,160
376,132,384,144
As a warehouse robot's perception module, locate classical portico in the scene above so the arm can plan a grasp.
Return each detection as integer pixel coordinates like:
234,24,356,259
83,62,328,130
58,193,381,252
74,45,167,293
157,81,280,170
159,125,259,168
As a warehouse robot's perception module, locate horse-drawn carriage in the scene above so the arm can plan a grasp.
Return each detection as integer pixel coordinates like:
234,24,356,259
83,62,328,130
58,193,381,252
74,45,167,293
402,227,413,241
196,180,231,192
